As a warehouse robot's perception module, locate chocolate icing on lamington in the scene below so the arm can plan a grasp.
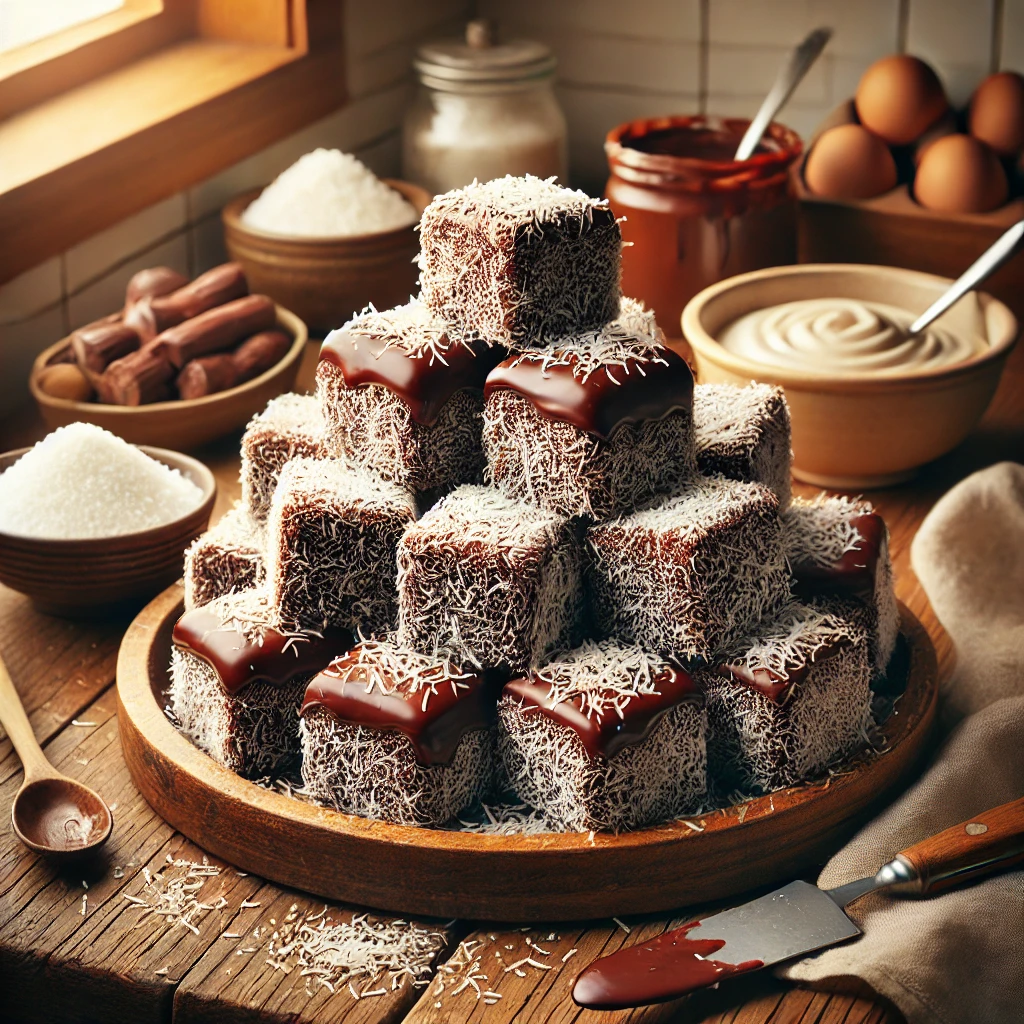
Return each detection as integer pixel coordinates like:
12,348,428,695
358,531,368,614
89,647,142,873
497,641,706,831
701,599,872,793
418,175,622,348
267,456,416,633
317,300,504,492
782,494,898,672
483,299,696,519
693,383,793,507
397,485,582,673
300,636,501,826
240,393,325,521
169,589,348,777
587,476,791,661
183,503,265,610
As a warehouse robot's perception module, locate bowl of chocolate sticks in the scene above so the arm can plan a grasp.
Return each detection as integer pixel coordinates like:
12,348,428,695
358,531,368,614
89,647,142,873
29,263,308,451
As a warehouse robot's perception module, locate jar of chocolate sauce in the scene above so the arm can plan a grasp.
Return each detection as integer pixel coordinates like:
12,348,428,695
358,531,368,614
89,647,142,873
605,116,803,341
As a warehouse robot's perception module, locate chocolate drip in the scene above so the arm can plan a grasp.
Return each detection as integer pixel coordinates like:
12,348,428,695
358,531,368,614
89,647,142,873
319,330,504,426
718,637,851,703
504,667,699,760
301,661,503,766
572,921,763,1010
792,513,886,601
172,608,350,696
484,349,694,440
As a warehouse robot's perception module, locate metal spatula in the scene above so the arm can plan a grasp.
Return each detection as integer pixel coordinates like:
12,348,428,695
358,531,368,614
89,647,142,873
573,797,1024,1010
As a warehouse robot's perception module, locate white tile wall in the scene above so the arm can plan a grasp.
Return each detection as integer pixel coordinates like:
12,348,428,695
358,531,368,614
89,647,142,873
2,0,1021,416
906,0,997,103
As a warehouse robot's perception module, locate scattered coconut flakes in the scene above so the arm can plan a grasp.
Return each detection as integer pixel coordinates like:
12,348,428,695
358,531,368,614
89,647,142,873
562,949,578,963
71,720,96,727
121,857,222,935
456,801,553,835
613,918,631,934
264,908,446,998
682,819,704,833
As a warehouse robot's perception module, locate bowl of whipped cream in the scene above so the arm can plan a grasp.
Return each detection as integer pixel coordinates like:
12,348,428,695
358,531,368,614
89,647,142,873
682,263,1019,487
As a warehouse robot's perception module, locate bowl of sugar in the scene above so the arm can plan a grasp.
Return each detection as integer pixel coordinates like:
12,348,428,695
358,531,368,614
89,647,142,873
222,149,433,335
0,423,216,615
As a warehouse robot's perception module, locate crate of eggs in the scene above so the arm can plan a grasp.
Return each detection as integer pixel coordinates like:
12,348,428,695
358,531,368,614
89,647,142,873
796,55,1024,316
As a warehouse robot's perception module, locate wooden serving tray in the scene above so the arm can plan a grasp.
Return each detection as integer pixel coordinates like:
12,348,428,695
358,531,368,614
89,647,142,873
117,583,938,922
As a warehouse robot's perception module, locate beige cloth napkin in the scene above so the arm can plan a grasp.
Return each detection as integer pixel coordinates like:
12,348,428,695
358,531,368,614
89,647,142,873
779,462,1024,1024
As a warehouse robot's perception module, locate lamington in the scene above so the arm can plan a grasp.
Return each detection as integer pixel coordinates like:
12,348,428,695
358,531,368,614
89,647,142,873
267,457,416,633
693,383,793,507
418,175,622,348
497,641,706,831
300,637,502,826
782,494,899,672
397,485,582,672
183,503,265,611
316,300,504,494
701,600,872,793
168,589,348,777
587,476,790,661
483,299,696,520
241,393,325,520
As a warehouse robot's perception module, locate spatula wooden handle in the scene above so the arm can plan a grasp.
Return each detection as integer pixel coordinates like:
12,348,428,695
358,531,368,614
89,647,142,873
896,797,1024,895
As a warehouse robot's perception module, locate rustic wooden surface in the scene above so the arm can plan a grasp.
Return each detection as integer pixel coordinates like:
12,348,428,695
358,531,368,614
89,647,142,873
1,336,1022,1024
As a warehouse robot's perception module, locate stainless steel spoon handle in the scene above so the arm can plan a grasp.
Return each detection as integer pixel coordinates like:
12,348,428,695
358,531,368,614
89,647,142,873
909,219,1024,335
734,27,832,161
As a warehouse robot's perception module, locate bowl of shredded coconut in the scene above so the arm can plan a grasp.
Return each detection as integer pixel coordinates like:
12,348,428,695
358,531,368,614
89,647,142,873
223,149,432,335
0,423,216,614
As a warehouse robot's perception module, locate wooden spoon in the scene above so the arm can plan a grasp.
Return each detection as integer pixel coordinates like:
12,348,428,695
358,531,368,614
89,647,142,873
0,651,112,856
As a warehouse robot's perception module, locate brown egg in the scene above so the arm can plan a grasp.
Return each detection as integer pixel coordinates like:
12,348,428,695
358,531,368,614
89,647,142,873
969,72,1024,156
856,55,948,145
805,124,898,200
914,108,959,166
37,364,94,402
914,134,1008,212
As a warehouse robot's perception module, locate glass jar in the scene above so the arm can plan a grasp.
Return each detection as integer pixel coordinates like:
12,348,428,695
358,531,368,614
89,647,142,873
403,23,568,196
605,116,803,340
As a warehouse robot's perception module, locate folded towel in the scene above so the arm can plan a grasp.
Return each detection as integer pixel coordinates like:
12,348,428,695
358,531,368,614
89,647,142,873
780,462,1024,1024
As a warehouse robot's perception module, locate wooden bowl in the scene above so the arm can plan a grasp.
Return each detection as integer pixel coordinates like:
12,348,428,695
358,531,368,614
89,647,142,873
222,179,432,336
682,263,1019,489
29,305,307,450
0,447,215,616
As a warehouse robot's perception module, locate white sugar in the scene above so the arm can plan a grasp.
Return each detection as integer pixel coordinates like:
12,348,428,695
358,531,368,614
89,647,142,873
242,149,419,237
0,423,204,539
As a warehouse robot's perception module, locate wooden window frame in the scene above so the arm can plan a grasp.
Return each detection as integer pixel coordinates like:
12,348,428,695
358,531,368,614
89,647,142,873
0,0,346,284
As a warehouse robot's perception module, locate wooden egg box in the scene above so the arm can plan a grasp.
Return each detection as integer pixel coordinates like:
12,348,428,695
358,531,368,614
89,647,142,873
794,100,1024,319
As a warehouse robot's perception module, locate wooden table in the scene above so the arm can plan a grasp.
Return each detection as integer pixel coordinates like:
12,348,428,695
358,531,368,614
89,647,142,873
2,340,1021,1024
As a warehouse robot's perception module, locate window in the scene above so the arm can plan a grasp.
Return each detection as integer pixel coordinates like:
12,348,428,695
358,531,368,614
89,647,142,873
0,0,126,54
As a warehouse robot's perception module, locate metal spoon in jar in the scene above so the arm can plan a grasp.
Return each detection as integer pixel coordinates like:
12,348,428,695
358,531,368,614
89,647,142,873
734,27,833,161
0,651,113,857
908,218,1024,335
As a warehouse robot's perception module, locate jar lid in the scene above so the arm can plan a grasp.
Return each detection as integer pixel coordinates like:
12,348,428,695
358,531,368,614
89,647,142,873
415,21,556,85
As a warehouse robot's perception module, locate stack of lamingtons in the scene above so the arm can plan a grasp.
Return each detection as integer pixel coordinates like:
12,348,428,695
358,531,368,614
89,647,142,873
172,175,899,832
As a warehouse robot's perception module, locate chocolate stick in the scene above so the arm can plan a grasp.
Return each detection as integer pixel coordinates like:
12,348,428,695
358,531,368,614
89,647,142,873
152,294,276,368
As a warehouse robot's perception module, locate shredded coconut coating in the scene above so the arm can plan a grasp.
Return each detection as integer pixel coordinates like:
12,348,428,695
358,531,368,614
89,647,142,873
525,640,685,720
241,393,325,521
342,298,479,363
693,384,793,507
317,360,486,493
397,485,582,672
484,389,694,521
183,503,265,611
418,175,622,348
301,708,495,826
702,600,873,793
499,298,664,379
782,494,899,672
267,457,416,633
587,476,791,661
498,692,706,832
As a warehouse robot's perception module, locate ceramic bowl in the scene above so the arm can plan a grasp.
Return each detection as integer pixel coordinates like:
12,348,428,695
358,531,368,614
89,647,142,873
682,263,1019,488
29,305,307,451
222,179,432,336
0,446,215,616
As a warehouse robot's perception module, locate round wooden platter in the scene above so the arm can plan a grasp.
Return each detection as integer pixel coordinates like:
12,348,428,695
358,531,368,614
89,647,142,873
117,583,938,922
